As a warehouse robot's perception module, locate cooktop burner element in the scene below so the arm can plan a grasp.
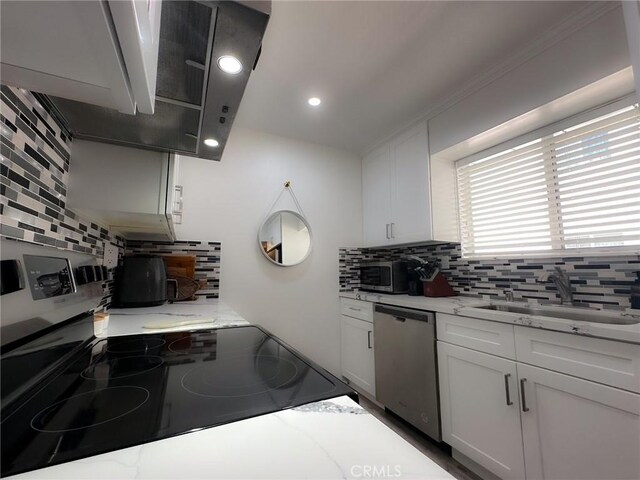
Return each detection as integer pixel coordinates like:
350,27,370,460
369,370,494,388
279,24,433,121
81,355,164,380
181,354,299,397
1,326,354,477
30,386,150,432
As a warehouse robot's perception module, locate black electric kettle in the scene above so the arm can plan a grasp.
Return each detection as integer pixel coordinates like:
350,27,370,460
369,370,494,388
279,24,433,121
113,255,176,308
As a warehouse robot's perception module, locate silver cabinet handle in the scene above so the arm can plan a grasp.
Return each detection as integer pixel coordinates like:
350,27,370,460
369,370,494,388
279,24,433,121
367,330,372,349
520,378,529,412
390,222,395,238
172,185,184,224
172,185,184,213
385,223,390,239
504,374,513,406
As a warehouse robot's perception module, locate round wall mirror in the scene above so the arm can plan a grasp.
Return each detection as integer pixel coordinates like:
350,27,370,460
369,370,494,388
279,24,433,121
258,210,312,266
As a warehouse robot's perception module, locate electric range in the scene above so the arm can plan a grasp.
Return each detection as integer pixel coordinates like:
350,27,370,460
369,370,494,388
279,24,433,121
1,324,354,477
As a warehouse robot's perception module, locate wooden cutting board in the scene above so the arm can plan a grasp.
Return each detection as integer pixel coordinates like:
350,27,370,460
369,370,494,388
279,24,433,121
163,255,196,278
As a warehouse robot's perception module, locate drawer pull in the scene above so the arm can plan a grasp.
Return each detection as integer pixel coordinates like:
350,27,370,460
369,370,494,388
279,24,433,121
504,373,513,406
520,378,529,412
348,307,361,312
367,330,372,349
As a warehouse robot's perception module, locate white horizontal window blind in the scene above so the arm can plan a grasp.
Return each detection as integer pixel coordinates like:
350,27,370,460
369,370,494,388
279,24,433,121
456,100,640,258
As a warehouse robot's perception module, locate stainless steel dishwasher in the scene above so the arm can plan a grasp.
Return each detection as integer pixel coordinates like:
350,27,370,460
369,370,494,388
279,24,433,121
374,304,441,441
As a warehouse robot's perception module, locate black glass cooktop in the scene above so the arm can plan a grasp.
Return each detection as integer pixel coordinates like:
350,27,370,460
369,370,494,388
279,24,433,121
1,326,354,477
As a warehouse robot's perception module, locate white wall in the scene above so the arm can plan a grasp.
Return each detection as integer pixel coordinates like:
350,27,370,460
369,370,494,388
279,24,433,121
281,214,310,265
428,5,631,156
175,127,362,375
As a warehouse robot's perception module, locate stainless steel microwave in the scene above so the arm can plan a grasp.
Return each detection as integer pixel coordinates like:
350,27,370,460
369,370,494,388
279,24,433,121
360,261,408,294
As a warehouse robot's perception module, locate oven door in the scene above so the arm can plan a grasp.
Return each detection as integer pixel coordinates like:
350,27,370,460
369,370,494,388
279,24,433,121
360,265,393,292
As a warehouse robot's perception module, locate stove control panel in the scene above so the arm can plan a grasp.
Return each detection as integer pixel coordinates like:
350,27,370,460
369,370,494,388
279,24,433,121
23,255,76,300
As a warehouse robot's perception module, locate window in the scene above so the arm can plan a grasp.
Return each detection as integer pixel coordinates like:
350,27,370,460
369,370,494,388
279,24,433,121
456,99,640,258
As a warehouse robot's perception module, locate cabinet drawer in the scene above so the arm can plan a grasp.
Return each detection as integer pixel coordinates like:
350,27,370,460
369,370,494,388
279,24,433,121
515,326,640,393
437,313,516,359
340,298,373,323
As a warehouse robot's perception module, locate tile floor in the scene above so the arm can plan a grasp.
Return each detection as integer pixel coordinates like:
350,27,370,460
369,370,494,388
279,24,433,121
359,396,482,480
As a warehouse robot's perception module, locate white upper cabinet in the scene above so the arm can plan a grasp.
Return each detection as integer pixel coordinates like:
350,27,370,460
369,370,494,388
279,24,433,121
68,140,179,241
362,122,432,247
362,144,392,247
0,1,161,114
390,123,432,244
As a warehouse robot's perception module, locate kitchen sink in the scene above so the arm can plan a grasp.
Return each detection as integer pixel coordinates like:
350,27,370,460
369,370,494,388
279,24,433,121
476,304,640,325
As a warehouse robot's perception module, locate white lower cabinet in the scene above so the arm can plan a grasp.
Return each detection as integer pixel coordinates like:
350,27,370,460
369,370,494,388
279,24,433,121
340,313,375,398
438,315,640,480
438,342,526,480
519,363,640,480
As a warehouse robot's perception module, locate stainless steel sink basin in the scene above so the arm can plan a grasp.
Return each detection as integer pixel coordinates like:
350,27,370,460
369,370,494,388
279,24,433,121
476,304,640,325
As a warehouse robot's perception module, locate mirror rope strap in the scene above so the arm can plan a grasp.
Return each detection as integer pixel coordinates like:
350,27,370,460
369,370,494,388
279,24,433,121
262,181,308,224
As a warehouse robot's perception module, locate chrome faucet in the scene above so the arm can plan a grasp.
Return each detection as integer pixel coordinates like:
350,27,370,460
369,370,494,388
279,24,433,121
538,267,573,305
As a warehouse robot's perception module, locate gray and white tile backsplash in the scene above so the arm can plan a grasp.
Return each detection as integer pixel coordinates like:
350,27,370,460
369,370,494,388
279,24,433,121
1,84,126,310
340,243,640,310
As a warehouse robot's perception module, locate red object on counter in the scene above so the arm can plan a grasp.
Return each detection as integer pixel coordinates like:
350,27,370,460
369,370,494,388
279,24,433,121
423,273,457,297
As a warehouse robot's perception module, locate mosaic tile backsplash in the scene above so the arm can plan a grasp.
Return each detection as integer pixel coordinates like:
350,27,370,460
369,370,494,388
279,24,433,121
0,84,126,310
339,243,640,310
126,240,221,299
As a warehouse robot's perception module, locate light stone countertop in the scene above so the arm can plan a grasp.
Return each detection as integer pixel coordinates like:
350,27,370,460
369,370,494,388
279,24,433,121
106,299,249,336
11,396,455,480
340,291,640,344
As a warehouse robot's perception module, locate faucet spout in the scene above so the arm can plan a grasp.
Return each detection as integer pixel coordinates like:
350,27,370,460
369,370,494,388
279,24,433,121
542,267,573,305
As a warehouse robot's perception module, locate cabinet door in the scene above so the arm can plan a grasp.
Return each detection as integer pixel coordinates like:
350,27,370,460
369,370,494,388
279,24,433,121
389,122,432,244
340,315,375,397
0,1,135,114
362,145,391,247
519,363,640,480
108,0,162,114
438,342,526,480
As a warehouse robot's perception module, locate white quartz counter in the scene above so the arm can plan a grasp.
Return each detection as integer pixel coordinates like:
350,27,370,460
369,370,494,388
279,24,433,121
340,291,640,344
340,291,487,314
107,300,249,336
12,396,455,480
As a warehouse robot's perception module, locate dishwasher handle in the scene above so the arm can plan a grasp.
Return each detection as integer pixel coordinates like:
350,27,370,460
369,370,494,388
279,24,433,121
374,304,434,324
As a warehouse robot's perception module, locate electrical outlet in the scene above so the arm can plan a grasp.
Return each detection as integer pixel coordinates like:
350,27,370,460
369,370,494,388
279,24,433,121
103,243,119,269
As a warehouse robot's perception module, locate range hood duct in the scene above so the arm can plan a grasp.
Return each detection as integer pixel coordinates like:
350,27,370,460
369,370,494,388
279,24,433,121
45,1,269,161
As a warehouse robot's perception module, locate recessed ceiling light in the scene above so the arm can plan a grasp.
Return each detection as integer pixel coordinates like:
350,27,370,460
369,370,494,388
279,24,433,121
204,138,219,147
217,55,242,74
308,97,321,107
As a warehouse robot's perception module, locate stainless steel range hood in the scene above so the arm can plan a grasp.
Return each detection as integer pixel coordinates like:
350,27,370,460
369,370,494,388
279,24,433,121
44,1,270,161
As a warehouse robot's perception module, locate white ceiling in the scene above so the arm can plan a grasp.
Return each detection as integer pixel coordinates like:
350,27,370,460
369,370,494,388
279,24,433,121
234,1,589,154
